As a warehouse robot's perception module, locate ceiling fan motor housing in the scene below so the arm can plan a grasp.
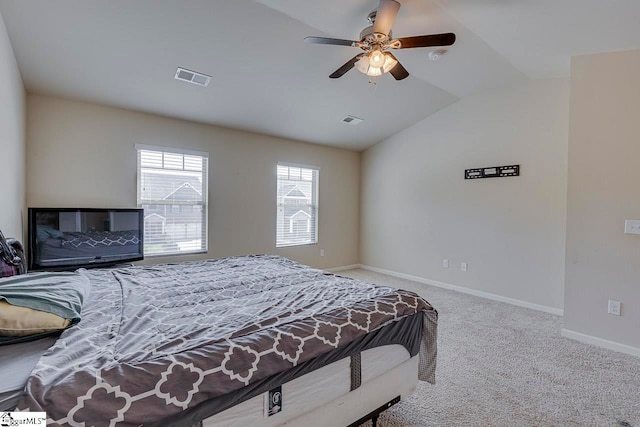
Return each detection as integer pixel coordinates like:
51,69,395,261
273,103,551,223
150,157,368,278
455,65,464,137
360,25,374,40
360,25,392,42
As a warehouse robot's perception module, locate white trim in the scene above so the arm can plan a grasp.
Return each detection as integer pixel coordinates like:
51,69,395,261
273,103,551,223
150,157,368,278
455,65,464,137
277,161,320,171
325,264,361,273
331,264,640,358
561,329,640,358
359,264,564,316
135,143,209,158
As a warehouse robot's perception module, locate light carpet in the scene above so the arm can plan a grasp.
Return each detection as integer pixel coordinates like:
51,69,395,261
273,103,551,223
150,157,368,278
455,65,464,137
340,269,640,427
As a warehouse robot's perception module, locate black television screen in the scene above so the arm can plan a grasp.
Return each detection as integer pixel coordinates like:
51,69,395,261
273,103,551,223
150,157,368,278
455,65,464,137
28,208,144,270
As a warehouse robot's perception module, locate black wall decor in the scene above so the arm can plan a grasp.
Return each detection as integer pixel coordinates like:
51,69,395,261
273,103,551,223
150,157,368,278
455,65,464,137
465,165,519,180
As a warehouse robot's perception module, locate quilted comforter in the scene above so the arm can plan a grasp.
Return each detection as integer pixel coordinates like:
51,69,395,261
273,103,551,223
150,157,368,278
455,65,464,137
17,255,437,426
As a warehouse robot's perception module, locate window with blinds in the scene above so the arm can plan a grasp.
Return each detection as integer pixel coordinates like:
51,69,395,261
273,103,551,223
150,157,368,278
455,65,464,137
276,163,319,247
136,146,208,256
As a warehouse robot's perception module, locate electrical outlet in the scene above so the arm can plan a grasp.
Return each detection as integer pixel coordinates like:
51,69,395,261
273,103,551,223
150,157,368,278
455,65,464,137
461,262,468,272
624,220,640,235
320,249,325,257
608,300,621,316
443,259,449,268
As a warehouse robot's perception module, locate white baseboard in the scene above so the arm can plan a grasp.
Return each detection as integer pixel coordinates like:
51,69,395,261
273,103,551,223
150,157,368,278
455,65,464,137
334,264,638,359
325,264,361,273
359,264,564,316
561,329,640,358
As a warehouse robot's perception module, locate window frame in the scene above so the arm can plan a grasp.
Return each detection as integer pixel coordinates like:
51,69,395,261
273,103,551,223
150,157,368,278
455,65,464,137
276,162,319,248
136,144,209,257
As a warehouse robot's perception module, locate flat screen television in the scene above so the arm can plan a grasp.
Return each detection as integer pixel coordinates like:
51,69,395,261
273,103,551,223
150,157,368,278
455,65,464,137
28,208,144,271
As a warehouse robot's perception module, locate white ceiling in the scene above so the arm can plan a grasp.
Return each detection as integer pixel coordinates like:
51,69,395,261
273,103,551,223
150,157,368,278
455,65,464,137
1,0,639,151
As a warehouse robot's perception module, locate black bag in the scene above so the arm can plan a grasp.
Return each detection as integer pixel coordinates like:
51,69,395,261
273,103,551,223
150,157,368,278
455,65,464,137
0,229,26,277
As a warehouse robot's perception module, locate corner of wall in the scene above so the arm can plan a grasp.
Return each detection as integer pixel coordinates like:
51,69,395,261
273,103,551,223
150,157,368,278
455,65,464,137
0,8,27,240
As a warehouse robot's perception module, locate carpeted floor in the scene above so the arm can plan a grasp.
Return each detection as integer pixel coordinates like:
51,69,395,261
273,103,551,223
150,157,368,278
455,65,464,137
340,269,640,427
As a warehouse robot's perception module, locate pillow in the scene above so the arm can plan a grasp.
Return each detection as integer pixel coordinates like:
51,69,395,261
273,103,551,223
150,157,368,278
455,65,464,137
0,300,71,336
0,272,90,344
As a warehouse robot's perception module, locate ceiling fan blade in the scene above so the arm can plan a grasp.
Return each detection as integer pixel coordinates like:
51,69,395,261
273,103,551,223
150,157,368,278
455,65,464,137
329,55,364,79
394,33,456,49
386,53,409,80
304,36,358,47
373,0,400,36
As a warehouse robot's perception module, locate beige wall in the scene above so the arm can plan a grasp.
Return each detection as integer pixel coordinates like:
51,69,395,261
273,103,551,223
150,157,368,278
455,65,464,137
361,79,569,311
564,50,640,349
26,95,360,269
0,10,26,239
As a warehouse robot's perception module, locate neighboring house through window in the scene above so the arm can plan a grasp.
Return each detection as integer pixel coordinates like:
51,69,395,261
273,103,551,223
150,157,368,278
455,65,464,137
136,145,208,256
276,163,319,247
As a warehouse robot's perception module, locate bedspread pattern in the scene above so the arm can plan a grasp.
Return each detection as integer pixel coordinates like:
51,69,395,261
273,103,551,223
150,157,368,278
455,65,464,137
17,255,437,426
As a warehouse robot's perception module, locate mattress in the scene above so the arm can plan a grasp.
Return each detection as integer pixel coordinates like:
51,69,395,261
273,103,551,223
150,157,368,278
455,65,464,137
203,344,412,427
0,336,58,411
1,341,414,426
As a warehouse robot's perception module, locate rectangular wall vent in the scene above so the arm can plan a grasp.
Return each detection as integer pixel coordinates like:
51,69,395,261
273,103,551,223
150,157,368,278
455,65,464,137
342,115,364,125
175,67,211,87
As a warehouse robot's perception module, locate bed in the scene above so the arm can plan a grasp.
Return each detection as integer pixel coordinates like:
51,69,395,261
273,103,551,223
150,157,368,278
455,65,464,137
1,255,438,426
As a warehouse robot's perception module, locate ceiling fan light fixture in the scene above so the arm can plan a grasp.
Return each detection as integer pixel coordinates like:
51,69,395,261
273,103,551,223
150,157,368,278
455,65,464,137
355,56,370,74
367,66,383,77
369,48,385,68
355,58,382,77
381,52,398,73
355,51,398,77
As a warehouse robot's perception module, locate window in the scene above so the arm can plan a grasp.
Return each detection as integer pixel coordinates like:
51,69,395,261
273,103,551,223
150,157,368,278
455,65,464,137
276,163,319,247
136,145,208,256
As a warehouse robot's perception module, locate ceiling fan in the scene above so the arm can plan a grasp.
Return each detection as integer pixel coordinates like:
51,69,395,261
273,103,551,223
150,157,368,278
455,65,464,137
304,0,456,81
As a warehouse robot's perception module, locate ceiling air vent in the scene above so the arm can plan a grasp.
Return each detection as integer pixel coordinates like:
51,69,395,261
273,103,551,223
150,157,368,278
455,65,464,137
175,67,211,87
342,115,364,125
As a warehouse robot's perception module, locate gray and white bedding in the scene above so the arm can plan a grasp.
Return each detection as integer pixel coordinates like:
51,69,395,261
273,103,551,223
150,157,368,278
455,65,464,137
16,255,438,427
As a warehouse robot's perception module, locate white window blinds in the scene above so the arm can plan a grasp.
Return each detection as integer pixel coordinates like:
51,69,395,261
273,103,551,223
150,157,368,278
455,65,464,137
276,163,319,247
136,146,208,256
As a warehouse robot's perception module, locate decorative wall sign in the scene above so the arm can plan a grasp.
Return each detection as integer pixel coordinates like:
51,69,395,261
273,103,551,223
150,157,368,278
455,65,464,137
465,165,519,180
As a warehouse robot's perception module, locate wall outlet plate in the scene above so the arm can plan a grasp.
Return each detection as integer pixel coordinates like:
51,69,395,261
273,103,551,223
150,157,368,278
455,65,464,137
461,262,468,272
624,220,640,235
608,300,621,316
443,259,449,268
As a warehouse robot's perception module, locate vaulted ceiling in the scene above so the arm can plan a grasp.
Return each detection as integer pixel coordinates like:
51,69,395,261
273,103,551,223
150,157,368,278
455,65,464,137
1,0,639,150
